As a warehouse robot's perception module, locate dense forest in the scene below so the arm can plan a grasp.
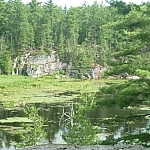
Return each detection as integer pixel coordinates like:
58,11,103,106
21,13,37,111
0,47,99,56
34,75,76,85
0,0,149,75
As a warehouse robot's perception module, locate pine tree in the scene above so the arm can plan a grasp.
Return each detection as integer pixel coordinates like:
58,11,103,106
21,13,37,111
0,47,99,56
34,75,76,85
28,0,42,48
0,52,12,74
98,2,150,108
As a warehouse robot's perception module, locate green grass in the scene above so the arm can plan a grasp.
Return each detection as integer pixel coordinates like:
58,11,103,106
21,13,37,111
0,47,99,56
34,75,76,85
0,75,124,108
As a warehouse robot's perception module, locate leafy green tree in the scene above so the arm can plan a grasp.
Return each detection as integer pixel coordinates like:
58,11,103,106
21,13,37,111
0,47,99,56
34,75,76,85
14,106,46,148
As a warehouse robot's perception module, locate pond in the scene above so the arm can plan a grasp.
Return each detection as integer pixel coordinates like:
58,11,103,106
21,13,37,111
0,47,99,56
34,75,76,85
0,102,150,150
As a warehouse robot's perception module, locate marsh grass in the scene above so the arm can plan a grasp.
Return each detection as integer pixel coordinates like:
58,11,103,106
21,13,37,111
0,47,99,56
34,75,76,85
0,75,124,108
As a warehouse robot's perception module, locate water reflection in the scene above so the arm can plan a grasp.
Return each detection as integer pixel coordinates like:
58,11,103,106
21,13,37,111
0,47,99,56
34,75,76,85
0,131,16,150
52,129,66,144
0,104,150,150
89,107,150,139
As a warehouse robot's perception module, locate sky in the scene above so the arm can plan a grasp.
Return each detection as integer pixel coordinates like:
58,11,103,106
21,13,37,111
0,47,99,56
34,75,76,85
23,0,149,7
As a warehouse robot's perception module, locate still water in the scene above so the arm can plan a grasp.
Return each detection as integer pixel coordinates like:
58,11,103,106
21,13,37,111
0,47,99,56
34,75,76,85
0,103,150,150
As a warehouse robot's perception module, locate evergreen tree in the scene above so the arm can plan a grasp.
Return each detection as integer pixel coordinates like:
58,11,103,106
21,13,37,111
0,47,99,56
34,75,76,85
0,0,149,79
0,52,12,74
28,0,42,48
98,2,150,108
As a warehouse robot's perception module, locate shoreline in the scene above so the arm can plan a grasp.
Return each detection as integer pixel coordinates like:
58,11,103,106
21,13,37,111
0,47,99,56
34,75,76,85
17,144,149,150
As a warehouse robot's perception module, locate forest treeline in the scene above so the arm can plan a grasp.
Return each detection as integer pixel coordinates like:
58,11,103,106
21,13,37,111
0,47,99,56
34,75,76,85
0,0,150,76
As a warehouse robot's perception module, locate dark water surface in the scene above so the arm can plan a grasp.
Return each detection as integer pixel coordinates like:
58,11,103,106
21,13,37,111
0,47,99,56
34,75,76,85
0,103,150,150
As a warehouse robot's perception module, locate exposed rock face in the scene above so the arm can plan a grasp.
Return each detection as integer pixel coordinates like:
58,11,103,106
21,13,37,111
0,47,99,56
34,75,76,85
26,55,61,77
13,52,106,79
13,52,67,77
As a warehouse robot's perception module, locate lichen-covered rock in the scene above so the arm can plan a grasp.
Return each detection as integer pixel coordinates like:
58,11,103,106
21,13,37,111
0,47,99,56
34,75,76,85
25,52,67,77
13,51,107,79
13,51,67,77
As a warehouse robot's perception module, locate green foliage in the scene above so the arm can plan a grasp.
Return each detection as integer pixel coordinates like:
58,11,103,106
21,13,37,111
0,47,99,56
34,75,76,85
96,1,150,110
63,116,99,145
135,69,150,78
0,0,149,77
62,85,101,145
59,69,66,75
0,0,150,146
0,0,149,75
0,0,120,74
0,52,12,75
98,79,150,108
13,105,46,148
75,49,94,73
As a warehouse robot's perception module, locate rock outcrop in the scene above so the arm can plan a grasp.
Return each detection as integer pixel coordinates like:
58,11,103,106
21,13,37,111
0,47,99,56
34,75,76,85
13,51,67,77
25,53,67,77
13,51,106,79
